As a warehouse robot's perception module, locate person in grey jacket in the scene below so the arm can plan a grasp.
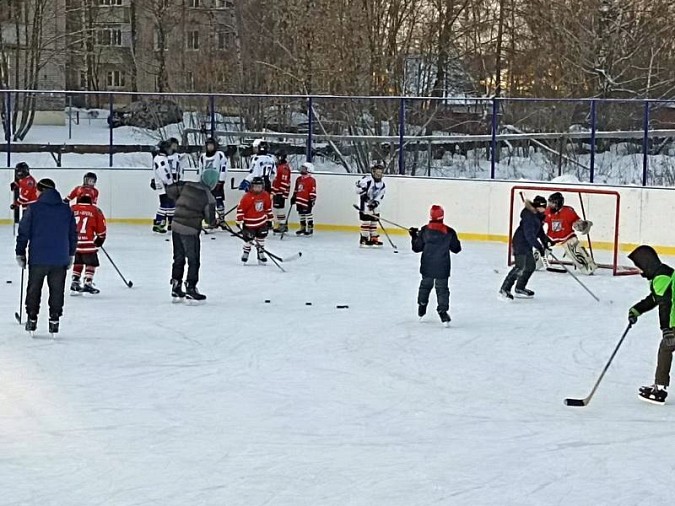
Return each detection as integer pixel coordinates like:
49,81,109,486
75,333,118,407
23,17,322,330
165,169,218,301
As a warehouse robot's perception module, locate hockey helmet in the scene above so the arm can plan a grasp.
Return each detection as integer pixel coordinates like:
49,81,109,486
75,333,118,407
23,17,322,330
532,195,547,209
276,150,287,162
371,161,385,180
169,137,180,147
251,176,265,192
205,136,218,150
83,172,97,186
300,162,314,174
15,162,30,179
548,192,564,210
252,139,268,154
158,139,173,155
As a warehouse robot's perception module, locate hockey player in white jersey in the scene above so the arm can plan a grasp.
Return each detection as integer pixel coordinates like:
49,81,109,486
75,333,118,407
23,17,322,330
167,137,183,183
198,137,229,222
151,140,179,233
239,139,276,193
356,162,386,247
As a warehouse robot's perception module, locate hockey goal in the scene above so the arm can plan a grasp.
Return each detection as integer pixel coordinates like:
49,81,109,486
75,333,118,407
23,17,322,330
507,185,640,276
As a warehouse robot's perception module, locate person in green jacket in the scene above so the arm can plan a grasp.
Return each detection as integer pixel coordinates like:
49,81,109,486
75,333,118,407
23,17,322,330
628,245,675,404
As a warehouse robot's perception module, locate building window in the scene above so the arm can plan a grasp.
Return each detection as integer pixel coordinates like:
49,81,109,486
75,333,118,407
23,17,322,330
99,0,123,5
186,71,195,91
215,0,233,8
186,31,199,50
189,0,200,7
106,70,126,88
153,30,168,51
217,31,233,50
97,28,123,46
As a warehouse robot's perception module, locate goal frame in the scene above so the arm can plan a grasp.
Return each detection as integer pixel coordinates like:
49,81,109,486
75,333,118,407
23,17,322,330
507,185,639,276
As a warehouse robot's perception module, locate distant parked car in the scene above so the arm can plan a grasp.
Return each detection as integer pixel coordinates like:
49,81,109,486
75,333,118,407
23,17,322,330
107,100,183,129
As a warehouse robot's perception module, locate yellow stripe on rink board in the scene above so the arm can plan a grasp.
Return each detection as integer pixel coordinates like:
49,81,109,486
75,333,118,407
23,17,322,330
5,219,675,256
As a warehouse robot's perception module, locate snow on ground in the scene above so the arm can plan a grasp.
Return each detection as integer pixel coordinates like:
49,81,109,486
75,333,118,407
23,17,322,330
1,226,674,505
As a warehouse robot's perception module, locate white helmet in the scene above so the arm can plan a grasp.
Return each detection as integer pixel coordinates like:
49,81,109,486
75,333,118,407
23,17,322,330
300,162,314,173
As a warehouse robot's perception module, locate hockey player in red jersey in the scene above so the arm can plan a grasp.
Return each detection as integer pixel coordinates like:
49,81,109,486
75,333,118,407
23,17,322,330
544,192,597,275
10,162,38,209
236,177,274,264
70,195,107,294
271,151,292,234
65,172,99,205
291,162,317,236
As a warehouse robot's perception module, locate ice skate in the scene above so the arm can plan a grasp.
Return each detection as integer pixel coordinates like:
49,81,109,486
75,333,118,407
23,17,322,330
418,304,427,320
639,384,667,405
359,236,371,248
370,236,383,247
70,279,82,295
25,318,37,337
241,250,250,263
438,311,451,327
185,283,206,302
514,288,534,298
257,249,268,264
296,226,307,236
171,279,185,302
81,281,100,295
49,319,59,338
152,222,167,234
499,288,514,300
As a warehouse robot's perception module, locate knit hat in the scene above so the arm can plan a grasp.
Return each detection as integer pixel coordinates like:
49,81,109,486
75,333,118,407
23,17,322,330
37,178,56,192
429,204,444,222
200,168,219,190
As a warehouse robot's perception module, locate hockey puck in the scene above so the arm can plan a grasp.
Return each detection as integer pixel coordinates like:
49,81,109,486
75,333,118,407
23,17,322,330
336,305,349,309
394,250,399,254
264,299,271,303
305,302,312,306
6,280,11,284
211,237,216,240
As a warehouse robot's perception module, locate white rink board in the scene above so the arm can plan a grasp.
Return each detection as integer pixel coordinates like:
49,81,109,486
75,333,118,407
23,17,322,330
2,167,675,249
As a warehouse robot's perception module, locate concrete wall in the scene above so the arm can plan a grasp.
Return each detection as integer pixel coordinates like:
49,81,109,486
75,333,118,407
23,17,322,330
2,167,675,253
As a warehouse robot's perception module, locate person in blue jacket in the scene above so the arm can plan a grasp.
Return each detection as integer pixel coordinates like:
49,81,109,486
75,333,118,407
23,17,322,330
16,178,77,335
500,195,550,300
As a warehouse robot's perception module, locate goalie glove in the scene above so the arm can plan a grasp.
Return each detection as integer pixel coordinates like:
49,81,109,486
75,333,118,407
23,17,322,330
573,220,593,235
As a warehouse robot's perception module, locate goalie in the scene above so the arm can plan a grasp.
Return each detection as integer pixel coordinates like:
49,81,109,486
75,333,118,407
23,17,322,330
542,192,597,275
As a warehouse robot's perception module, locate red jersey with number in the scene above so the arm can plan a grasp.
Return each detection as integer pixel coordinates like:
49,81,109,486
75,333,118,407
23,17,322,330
73,203,107,253
236,191,273,229
67,185,99,205
271,162,292,198
15,175,38,207
544,206,580,243
293,174,317,207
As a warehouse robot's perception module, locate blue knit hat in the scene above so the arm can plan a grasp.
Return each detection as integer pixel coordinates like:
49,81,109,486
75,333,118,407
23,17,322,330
200,169,219,190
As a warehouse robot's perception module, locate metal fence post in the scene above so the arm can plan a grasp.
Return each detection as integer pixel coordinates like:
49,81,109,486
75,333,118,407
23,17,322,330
589,99,596,183
306,96,313,162
108,93,114,167
490,97,499,179
642,101,650,186
398,97,405,174
4,92,11,168
209,95,215,136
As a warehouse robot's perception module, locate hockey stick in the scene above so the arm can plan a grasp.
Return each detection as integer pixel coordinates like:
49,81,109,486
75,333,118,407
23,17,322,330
377,220,399,252
100,246,134,288
549,252,599,302
352,205,408,230
565,323,632,407
222,222,301,271
280,205,293,240
14,267,25,324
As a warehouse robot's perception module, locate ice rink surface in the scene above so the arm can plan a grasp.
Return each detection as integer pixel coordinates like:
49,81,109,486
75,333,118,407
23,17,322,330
2,225,674,505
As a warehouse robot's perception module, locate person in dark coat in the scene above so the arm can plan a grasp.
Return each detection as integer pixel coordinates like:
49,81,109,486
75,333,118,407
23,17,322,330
627,245,675,404
500,195,549,300
15,178,77,335
409,205,461,324
165,168,218,301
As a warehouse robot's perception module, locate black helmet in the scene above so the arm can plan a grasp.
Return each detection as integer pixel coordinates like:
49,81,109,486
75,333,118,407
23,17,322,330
15,162,30,179
158,140,172,155
548,192,564,210
276,150,287,162
83,172,97,186
251,176,264,186
253,139,268,154
169,137,179,146
532,195,547,208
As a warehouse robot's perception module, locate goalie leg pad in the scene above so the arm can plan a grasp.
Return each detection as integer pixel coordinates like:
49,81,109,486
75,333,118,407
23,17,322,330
563,237,597,275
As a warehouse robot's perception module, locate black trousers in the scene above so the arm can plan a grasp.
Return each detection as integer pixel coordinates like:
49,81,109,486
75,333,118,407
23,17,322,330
171,232,201,285
417,276,450,312
502,252,536,291
26,265,68,320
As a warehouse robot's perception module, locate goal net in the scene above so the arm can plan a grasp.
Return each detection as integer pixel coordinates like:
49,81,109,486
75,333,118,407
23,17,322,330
507,185,639,276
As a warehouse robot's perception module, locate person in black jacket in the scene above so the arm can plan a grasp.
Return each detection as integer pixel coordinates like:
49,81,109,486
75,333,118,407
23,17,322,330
15,178,77,335
165,168,218,301
409,205,462,325
500,195,550,300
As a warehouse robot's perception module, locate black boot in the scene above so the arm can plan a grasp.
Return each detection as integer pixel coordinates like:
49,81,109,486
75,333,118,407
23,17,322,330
25,317,37,333
171,279,185,300
418,304,427,318
185,282,206,301
439,311,451,325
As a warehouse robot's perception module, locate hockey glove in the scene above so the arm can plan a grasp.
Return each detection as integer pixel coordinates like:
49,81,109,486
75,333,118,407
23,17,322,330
16,255,26,269
150,179,157,190
10,182,17,191
662,329,675,347
238,180,251,191
628,307,640,325
290,194,297,205
408,227,419,238
367,200,379,211
94,236,106,247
